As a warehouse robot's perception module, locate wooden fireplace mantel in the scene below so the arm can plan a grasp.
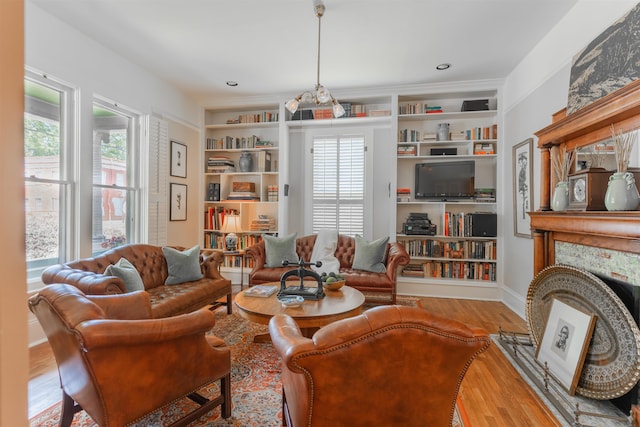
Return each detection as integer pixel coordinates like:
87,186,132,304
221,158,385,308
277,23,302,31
530,80,640,275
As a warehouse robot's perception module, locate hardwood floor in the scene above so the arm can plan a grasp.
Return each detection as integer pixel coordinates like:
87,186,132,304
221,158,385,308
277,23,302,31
29,298,560,425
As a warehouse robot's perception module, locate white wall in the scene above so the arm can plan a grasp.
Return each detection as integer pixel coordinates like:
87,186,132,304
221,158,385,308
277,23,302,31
500,0,638,318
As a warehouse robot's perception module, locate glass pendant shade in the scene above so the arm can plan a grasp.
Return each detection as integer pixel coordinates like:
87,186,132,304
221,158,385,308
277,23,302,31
332,100,346,118
315,85,332,104
285,98,300,114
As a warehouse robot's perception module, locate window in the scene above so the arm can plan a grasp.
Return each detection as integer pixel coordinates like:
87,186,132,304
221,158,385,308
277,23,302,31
24,71,76,281
92,99,141,254
307,132,370,236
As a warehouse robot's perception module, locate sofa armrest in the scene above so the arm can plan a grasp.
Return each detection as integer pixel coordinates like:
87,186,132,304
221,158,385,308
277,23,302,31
87,291,153,320
199,249,225,280
385,242,411,282
41,265,126,295
245,242,267,276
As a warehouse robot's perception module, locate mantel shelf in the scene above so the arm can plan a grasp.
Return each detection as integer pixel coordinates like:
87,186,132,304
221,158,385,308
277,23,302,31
535,79,640,150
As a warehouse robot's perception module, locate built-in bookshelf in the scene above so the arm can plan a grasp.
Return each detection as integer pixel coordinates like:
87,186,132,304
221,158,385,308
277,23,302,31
395,90,500,297
203,105,281,282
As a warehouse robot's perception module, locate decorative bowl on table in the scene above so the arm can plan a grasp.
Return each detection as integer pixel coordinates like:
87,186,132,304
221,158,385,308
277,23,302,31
322,279,346,291
278,295,304,308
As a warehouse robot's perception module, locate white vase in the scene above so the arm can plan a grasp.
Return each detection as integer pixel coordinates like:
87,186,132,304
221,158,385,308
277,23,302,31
551,181,569,212
605,172,640,211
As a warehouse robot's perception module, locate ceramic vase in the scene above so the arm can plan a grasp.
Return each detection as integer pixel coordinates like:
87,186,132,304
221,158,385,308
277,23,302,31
551,181,569,212
605,172,640,211
239,151,253,172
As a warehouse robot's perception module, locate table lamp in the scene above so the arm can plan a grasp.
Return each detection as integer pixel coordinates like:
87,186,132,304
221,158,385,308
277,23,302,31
221,215,242,251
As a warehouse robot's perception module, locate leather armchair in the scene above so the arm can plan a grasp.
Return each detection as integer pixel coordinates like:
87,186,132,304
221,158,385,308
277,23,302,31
29,283,231,427
269,305,490,427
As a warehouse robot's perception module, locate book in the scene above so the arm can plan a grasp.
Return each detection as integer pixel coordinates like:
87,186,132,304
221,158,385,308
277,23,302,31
244,285,278,298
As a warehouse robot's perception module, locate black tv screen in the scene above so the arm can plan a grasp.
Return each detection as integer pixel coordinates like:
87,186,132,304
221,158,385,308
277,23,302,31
415,161,475,200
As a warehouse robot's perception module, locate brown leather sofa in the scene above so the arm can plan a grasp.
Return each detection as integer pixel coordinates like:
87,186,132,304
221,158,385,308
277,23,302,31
245,234,410,304
29,283,231,427
269,305,491,427
41,243,232,318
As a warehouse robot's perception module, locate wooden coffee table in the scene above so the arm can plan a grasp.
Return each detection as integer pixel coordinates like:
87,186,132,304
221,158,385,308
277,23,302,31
234,283,365,341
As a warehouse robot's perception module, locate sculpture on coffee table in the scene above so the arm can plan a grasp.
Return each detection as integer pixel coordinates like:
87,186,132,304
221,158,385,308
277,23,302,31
279,259,325,300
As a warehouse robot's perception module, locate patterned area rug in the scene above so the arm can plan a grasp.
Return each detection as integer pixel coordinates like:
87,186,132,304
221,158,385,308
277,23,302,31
30,300,469,427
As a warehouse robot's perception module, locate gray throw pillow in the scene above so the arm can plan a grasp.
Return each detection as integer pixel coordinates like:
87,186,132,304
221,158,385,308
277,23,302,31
104,257,145,292
162,245,204,285
352,235,389,273
263,233,299,268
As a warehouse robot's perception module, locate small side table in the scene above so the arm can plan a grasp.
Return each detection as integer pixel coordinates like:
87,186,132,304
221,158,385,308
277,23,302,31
222,250,245,289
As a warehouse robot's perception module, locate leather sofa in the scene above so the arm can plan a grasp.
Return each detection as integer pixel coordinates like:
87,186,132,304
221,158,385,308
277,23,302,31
269,305,491,427
245,234,410,304
41,244,232,318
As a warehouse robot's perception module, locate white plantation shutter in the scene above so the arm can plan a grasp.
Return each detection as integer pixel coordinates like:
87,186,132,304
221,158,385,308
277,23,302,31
311,135,365,236
148,116,168,245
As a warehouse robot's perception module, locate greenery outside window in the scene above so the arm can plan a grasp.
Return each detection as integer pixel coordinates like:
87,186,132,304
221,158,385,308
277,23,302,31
24,71,76,283
92,99,141,255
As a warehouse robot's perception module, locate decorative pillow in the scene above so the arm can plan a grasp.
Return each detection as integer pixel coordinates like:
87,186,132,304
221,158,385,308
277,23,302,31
162,245,204,285
352,235,389,273
263,233,299,268
104,257,145,292
310,229,340,275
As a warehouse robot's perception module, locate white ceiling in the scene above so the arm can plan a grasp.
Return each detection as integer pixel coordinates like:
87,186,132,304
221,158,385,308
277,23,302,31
30,0,579,103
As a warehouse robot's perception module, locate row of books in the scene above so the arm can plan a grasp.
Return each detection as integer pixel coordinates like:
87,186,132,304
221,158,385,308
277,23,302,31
401,261,496,281
206,135,264,150
267,185,278,202
205,206,238,230
399,238,496,260
225,112,278,124
398,103,443,115
443,212,493,237
220,254,256,269
203,232,267,251
398,124,497,142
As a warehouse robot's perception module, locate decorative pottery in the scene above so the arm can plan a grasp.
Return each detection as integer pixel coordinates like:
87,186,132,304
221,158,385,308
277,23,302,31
436,123,450,141
604,171,640,211
238,151,253,172
551,181,569,211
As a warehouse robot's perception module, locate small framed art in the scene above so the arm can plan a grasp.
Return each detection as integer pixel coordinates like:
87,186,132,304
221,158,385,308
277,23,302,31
535,298,597,395
170,140,187,178
170,183,187,221
513,138,533,238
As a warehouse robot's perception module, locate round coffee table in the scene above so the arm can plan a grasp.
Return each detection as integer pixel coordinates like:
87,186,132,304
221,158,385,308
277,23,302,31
234,283,365,341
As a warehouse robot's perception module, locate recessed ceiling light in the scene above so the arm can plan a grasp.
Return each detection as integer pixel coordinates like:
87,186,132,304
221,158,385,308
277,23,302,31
226,81,238,87
436,63,451,71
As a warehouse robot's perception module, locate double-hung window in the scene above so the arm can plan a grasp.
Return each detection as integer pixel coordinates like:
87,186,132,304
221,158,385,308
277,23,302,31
24,70,76,284
307,130,371,236
91,99,141,255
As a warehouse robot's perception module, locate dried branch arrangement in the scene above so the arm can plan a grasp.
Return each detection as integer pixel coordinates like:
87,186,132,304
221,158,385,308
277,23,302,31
610,124,637,173
551,145,576,183
584,142,608,169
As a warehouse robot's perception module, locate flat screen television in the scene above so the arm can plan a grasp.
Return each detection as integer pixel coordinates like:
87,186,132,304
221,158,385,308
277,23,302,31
415,161,475,200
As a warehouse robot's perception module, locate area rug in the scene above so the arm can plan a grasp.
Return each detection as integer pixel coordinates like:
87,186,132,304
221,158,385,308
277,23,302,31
30,303,469,427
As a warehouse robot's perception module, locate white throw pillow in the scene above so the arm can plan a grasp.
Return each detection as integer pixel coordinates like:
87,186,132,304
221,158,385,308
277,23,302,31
310,229,340,275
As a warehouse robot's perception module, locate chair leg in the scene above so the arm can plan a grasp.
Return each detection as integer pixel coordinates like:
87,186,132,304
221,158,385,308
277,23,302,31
221,373,232,418
60,391,82,427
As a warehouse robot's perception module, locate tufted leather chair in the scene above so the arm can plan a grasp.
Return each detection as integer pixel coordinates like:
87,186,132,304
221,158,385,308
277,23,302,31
29,283,232,427
246,234,410,304
269,305,490,427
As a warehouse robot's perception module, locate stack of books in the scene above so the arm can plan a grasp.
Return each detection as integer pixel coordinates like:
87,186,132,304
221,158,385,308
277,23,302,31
225,192,259,201
267,185,279,202
397,145,416,156
250,215,276,232
397,187,411,202
207,156,235,173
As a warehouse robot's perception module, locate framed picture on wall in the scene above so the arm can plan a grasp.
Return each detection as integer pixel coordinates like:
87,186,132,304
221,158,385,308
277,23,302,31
170,140,187,178
535,298,597,395
513,138,533,238
170,183,187,221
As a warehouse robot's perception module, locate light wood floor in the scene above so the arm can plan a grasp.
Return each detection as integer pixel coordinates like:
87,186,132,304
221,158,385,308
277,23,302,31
29,298,561,426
